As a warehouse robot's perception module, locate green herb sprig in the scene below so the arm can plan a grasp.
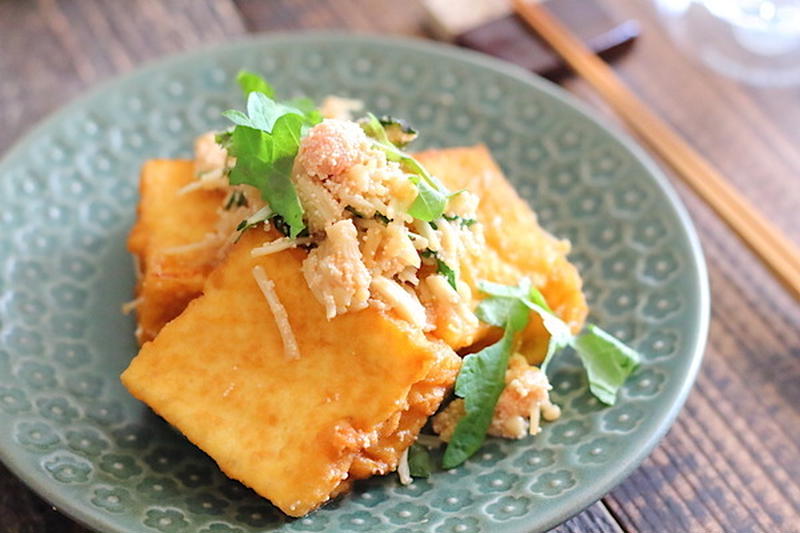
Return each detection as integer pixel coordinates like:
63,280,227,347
442,289,531,468
442,280,641,468
221,71,321,238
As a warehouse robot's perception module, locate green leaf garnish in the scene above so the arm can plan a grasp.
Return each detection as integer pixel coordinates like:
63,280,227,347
359,113,449,222
286,97,323,128
407,443,433,478
223,92,309,132
574,325,640,405
236,70,276,98
222,72,322,238
408,178,448,222
443,280,643,467
476,280,572,373
443,296,530,468
226,119,305,238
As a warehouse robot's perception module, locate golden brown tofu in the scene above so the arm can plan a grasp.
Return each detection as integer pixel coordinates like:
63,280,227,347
122,229,460,516
416,146,587,333
416,146,588,363
128,160,224,343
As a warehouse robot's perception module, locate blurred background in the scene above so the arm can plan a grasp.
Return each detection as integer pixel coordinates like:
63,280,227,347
1,1,799,532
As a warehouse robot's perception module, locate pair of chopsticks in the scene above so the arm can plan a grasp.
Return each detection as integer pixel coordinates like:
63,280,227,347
512,0,800,302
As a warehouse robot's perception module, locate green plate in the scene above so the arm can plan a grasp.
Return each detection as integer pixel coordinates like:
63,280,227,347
0,34,709,533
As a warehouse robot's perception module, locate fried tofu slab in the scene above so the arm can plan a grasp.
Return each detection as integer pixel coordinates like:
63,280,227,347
122,229,459,516
415,146,587,333
128,160,224,343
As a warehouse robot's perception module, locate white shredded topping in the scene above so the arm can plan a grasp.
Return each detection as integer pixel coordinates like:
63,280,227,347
250,238,296,257
121,297,143,315
397,447,412,486
370,276,430,330
252,265,301,360
176,169,227,196
161,234,218,256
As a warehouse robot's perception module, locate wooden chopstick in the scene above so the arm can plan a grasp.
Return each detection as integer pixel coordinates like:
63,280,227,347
512,0,800,301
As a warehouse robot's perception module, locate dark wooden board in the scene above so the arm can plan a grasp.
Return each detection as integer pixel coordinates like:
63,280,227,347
0,0,246,154
2,0,800,531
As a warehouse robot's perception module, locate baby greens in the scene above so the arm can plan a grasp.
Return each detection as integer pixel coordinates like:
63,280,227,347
442,291,531,469
443,280,641,468
221,71,320,238
574,325,641,405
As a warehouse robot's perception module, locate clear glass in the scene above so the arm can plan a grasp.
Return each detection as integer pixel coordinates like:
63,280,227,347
653,0,800,86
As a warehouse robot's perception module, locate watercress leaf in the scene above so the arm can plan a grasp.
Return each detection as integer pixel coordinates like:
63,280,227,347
444,330,514,468
222,109,255,128
477,280,571,373
378,115,417,135
286,97,324,126
527,285,552,312
407,443,433,478
444,299,530,468
537,314,573,374
244,92,307,133
259,114,307,237
237,70,276,98
574,324,641,405
475,296,518,328
360,112,449,222
477,279,530,300
227,126,272,190
226,117,307,238
408,179,447,221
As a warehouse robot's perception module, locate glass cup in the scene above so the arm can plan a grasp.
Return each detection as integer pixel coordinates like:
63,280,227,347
652,0,800,86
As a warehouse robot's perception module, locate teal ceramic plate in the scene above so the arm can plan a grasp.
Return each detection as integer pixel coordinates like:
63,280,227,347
0,34,709,533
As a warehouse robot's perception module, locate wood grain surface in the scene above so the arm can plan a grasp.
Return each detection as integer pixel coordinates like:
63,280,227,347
1,0,799,532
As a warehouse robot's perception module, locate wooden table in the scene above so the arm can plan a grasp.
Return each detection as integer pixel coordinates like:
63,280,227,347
1,1,798,532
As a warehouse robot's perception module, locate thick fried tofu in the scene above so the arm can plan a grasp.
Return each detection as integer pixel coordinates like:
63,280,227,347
128,160,224,343
121,229,460,516
416,146,588,362
416,146,587,332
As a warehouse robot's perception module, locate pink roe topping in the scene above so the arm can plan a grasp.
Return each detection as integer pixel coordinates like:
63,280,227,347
296,119,366,178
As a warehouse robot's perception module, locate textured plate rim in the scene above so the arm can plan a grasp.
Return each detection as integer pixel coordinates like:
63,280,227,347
0,31,710,533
